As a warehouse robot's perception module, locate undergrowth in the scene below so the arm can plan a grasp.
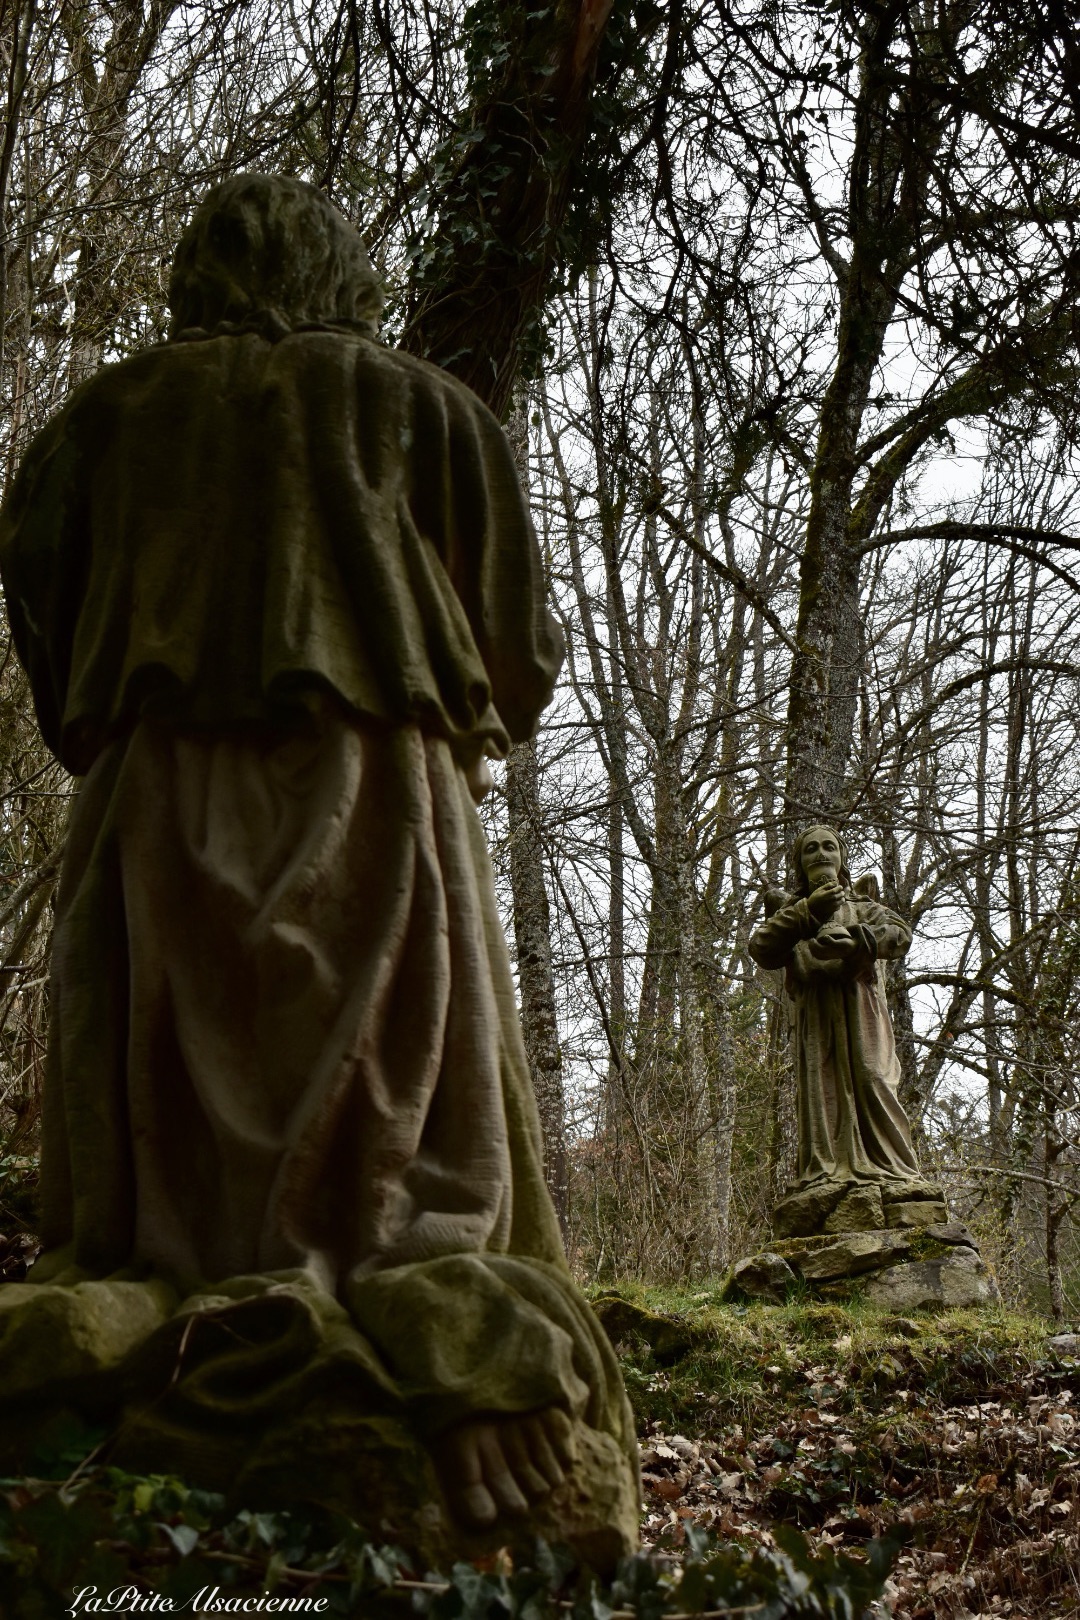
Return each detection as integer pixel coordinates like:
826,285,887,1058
584,1285,1052,1434
0,1453,896,1619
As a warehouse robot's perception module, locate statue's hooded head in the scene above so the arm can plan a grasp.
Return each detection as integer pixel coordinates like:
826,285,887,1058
790,823,851,897
168,173,384,341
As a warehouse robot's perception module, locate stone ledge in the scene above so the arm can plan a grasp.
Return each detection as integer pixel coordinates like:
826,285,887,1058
773,1178,950,1239
864,1252,1000,1311
723,1222,998,1310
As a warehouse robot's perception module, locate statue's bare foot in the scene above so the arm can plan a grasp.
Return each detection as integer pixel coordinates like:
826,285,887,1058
434,1407,576,1529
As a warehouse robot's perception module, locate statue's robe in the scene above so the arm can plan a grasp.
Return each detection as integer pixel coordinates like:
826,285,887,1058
2,329,558,776
0,330,637,1549
748,892,921,1187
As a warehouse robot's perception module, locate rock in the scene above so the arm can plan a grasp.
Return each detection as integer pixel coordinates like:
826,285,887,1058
591,1294,695,1362
925,1223,977,1246
775,1179,950,1239
881,1316,922,1338
726,1253,798,1303
792,1231,912,1281
824,1185,884,1233
0,1279,175,1398
864,1250,1000,1311
885,1199,950,1229
880,1180,945,1208
1048,1334,1080,1357
772,1181,847,1237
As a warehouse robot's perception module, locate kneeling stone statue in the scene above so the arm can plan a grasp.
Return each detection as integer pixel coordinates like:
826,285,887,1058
0,175,638,1564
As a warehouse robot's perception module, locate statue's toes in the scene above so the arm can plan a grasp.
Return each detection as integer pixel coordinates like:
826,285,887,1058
500,1417,557,1500
522,1410,572,1490
475,1425,531,1515
459,1479,499,1527
436,1411,573,1525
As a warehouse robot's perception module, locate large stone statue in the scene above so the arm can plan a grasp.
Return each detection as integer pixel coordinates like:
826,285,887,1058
748,825,947,1237
0,174,637,1563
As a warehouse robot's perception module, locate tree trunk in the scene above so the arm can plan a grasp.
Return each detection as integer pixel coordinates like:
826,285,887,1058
0,0,37,388
399,0,615,419
61,0,179,388
505,734,568,1236
503,399,567,1232
1044,1106,1066,1323
674,828,714,1274
783,6,945,822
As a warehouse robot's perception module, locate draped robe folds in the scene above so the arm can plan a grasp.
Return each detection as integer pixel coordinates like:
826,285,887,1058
0,329,638,1541
748,893,921,1188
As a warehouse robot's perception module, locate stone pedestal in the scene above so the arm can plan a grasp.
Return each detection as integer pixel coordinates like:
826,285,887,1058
724,1222,999,1310
772,1178,950,1239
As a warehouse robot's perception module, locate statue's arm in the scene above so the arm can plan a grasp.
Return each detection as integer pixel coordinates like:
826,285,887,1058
856,900,912,962
444,393,565,742
747,897,816,970
0,410,82,762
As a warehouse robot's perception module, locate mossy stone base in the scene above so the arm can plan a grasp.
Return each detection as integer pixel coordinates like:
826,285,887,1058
886,1199,950,1228
724,1223,1000,1310
863,1250,997,1310
773,1178,949,1239
823,1185,883,1232
792,1230,911,1280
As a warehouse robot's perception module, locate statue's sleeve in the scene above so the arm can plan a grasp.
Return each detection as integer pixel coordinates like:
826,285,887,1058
0,408,86,763
437,390,565,743
747,897,816,970
857,900,912,962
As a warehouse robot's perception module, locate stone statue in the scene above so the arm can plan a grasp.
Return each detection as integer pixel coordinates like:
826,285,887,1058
748,825,947,1237
0,174,637,1563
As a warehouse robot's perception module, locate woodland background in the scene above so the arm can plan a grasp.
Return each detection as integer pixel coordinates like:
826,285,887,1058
1,0,1080,1317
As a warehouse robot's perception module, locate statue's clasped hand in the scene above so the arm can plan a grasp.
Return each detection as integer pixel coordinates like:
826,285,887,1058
807,921,877,964
806,878,844,924
807,924,856,960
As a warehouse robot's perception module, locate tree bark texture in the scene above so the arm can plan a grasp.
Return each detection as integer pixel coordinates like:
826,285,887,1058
501,400,568,1232
399,0,614,419
505,735,569,1236
784,4,971,825
784,5,910,824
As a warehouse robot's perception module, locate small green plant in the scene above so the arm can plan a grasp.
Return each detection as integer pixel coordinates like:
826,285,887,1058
0,1463,897,1619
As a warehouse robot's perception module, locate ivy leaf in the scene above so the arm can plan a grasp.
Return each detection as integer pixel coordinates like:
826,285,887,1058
446,1560,512,1617
363,1542,405,1587
16,1492,111,1585
158,1520,200,1557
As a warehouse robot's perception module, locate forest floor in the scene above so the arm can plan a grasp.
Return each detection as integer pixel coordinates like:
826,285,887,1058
595,1285,1080,1618
1,1165,1076,1619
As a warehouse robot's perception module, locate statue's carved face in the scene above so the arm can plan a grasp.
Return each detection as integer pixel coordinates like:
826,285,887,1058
799,826,842,889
